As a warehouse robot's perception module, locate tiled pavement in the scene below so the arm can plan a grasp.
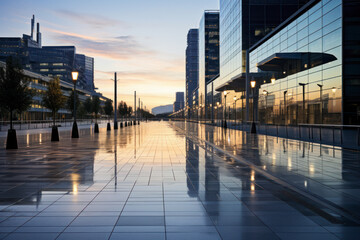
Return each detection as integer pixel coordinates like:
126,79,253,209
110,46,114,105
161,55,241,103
0,121,359,239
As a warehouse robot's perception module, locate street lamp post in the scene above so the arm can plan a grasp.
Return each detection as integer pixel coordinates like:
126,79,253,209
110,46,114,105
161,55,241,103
234,96,238,128
216,102,220,125
138,98,140,125
223,91,228,128
134,91,136,125
114,72,118,129
284,90,288,137
299,83,308,124
241,95,245,125
250,80,256,133
71,71,79,138
263,90,268,123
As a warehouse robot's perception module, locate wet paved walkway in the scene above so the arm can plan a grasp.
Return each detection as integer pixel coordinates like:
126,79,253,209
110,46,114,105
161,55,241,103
0,121,359,239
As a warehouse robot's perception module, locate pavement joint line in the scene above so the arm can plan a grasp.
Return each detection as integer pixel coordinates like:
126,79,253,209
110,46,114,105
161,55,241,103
171,122,360,225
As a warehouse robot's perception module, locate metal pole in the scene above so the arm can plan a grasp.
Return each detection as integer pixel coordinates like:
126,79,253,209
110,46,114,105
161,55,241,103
234,101,237,127
251,87,256,134
265,93,268,124
284,91,287,125
252,88,255,123
211,82,214,124
224,95,227,128
134,91,136,124
114,72,118,129
245,50,250,122
303,85,305,123
73,82,76,122
71,81,79,138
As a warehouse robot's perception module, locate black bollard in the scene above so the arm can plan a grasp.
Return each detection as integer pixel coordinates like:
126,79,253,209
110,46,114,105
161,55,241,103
6,129,18,149
107,122,111,131
120,122,123,128
72,122,79,138
94,123,99,133
51,126,59,141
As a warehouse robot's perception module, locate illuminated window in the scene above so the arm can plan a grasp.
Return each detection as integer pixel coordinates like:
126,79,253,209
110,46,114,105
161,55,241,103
40,69,49,72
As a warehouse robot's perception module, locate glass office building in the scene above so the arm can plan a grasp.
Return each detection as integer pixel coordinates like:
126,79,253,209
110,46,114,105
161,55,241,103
198,11,220,120
207,0,310,124
185,29,199,118
249,0,360,125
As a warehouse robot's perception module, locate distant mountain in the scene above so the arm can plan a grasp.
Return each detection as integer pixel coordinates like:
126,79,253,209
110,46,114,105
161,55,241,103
152,104,173,115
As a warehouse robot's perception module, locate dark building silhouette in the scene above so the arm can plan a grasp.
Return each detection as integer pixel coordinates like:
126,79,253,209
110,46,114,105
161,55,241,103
185,29,199,118
173,92,185,112
0,15,95,92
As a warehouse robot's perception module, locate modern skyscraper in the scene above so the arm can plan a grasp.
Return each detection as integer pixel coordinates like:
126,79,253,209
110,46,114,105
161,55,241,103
198,11,220,120
185,29,199,118
216,0,310,90
206,0,310,124
75,54,95,92
174,92,185,112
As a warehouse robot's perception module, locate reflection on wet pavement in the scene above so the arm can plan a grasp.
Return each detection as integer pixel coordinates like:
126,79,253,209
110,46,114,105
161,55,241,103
173,122,360,224
0,121,359,240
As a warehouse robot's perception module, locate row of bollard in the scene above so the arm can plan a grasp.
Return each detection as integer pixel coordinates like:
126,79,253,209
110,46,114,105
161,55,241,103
6,119,143,149
106,120,140,132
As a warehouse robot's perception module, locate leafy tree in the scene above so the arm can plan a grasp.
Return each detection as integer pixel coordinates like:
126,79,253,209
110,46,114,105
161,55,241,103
118,101,125,117
104,99,113,118
67,90,80,118
42,77,66,126
77,103,87,119
91,96,101,121
0,57,33,129
128,106,132,117
84,97,92,115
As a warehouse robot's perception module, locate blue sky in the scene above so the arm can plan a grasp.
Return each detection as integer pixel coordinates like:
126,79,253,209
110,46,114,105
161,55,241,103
0,0,219,109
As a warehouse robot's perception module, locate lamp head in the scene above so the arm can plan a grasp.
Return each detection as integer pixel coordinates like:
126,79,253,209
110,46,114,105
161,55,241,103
332,87,337,93
224,91,227,96
233,96,237,101
72,71,79,83
250,80,256,88
271,77,275,84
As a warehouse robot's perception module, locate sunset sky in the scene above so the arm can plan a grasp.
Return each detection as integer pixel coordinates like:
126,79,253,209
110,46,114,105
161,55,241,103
0,0,219,110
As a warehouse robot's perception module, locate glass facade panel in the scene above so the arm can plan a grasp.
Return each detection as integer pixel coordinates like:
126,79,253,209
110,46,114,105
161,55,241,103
250,0,342,125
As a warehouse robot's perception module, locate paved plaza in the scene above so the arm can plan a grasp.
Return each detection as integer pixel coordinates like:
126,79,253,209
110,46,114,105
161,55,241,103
0,121,359,240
